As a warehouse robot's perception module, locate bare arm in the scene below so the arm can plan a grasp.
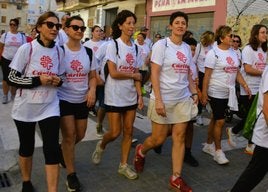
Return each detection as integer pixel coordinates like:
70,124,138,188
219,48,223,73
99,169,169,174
201,67,213,106
86,70,97,107
151,62,166,117
244,63,263,76
263,92,268,125
236,70,251,98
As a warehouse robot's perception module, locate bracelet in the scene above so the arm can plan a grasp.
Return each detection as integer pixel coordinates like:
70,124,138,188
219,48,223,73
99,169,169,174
192,93,198,96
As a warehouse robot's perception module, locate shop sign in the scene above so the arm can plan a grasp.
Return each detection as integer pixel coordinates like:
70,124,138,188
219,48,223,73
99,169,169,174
152,0,216,12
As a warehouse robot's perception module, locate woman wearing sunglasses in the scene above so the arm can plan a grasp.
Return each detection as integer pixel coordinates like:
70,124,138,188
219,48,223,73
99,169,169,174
58,15,97,192
0,18,27,104
8,11,64,192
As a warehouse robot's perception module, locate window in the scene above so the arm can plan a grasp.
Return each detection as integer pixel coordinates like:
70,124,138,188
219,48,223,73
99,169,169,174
1,16,6,23
1,4,7,9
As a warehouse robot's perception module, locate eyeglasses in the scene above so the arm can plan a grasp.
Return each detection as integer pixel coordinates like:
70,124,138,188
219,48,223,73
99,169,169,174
233,40,240,43
42,21,62,30
9,23,17,26
68,25,87,32
155,36,161,39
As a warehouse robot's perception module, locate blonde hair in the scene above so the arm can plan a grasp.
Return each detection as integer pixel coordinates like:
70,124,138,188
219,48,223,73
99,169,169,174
200,31,214,47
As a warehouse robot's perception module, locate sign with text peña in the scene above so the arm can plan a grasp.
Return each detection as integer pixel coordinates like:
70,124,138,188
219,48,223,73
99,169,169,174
152,0,216,12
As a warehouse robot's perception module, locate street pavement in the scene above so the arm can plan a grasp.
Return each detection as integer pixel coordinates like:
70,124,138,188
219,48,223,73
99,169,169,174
0,87,267,192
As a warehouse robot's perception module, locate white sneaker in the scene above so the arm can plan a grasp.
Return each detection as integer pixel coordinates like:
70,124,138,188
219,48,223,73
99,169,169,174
214,150,229,165
196,115,204,126
244,144,255,155
226,127,238,147
92,140,104,164
202,143,215,157
2,95,8,104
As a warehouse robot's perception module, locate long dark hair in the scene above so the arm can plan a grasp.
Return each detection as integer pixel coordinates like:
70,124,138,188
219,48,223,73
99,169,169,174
248,24,267,52
112,10,137,39
65,15,84,27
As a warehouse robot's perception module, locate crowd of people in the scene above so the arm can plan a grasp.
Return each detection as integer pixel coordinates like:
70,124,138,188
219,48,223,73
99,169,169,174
0,8,267,192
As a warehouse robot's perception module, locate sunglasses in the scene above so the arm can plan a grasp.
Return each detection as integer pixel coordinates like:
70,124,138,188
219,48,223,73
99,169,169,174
9,23,17,26
233,40,240,43
155,36,161,38
42,21,62,30
69,25,87,32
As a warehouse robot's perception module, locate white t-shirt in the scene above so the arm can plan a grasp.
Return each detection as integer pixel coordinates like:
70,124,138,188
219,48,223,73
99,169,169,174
192,43,213,73
135,42,150,71
95,41,109,81
240,45,267,95
55,29,68,46
252,67,268,148
9,40,64,122
0,32,26,60
150,38,192,103
205,46,240,99
83,39,105,68
58,44,96,103
104,38,142,107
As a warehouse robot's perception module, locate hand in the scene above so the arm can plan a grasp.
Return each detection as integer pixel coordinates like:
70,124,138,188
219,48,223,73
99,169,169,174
86,89,96,107
155,99,166,117
51,76,61,86
133,73,142,81
137,95,144,110
40,75,53,86
201,92,209,106
191,94,198,105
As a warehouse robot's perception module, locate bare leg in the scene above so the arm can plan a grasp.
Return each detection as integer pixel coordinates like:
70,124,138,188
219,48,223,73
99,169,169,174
19,156,32,181
45,164,59,192
213,119,225,150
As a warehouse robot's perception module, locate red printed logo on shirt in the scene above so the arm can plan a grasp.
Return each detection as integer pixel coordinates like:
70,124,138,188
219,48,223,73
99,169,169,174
176,51,187,63
255,53,266,71
258,53,264,63
40,56,53,70
71,60,83,72
226,56,235,66
11,36,17,41
93,46,98,52
126,53,135,65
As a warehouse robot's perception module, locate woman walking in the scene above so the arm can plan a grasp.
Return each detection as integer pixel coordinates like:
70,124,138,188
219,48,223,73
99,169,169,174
8,11,64,192
58,15,97,192
91,10,143,180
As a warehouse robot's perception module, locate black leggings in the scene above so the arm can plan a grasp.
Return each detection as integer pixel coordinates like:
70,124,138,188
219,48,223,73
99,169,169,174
14,116,60,165
231,145,268,192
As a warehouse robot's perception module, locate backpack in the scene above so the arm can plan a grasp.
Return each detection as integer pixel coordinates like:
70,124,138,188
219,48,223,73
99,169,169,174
60,45,93,67
104,38,138,80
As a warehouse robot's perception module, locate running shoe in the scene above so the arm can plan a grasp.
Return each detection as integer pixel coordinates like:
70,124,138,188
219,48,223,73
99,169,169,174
133,144,145,173
213,150,229,165
244,144,255,155
169,176,192,192
202,143,215,157
226,127,237,147
22,181,34,192
184,152,199,167
66,172,81,192
118,163,138,180
92,140,104,165
2,95,8,104
96,124,104,138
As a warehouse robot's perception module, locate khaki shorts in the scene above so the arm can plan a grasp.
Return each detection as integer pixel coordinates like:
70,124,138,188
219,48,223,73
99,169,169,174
147,98,197,124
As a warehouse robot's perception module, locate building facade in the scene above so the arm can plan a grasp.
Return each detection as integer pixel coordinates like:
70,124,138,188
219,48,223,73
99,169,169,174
0,0,28,34
57,0,146,40
146,0,227,41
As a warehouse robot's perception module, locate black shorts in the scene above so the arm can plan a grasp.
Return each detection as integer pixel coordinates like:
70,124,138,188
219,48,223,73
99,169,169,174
0,57,11,82
208,96,228,120
104,104,137,113
60,100,89,119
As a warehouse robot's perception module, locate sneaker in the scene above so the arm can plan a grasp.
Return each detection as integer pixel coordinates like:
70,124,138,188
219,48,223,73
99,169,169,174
202,143,215,157
226,127,237,147
132,138,138,143
153,145,162,154
89,109,97,117
196,115,204,126
184,152,199,167
118,163,138,180
133,144,145,173
22,181,34,192
2,95,8,104
169,176,192,192
59,144,66,168
244,144,255,155
66,172,81,192
213,150,229,165
92,140,104,165
96,124,104,138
